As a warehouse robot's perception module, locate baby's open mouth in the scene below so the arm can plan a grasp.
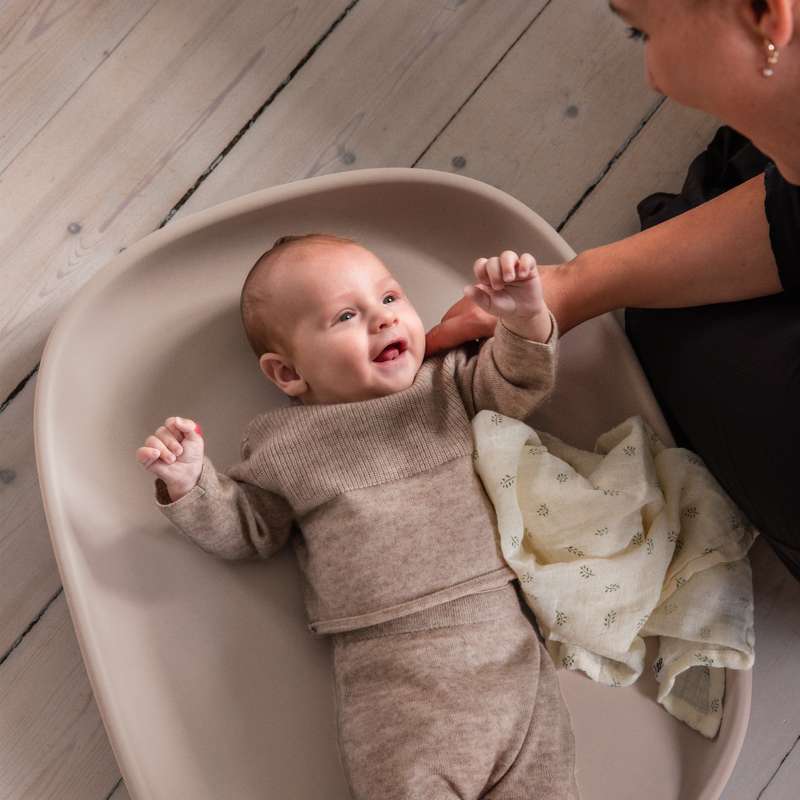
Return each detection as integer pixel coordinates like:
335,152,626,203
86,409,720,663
373,338,408,363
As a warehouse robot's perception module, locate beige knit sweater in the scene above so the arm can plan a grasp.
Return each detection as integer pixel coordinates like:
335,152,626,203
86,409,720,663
154,315,559,635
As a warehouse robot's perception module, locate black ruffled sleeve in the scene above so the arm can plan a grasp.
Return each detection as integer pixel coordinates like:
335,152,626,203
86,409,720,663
764,162,800,296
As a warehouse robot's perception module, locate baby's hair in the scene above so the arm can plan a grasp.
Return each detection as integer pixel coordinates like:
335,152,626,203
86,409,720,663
240,232,360,359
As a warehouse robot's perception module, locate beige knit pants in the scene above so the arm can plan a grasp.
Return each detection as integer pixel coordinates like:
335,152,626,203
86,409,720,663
331,582,579,799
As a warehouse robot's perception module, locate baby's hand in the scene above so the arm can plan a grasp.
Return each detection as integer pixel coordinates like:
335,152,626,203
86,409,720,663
465,251,548,321
137,416,204,499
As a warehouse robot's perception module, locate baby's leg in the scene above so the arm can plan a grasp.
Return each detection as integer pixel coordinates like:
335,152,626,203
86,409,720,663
483,633,579,800
330,583,578,800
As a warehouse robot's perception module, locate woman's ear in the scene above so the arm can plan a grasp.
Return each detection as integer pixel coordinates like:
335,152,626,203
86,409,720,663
745,0,797,48
258,352,309,398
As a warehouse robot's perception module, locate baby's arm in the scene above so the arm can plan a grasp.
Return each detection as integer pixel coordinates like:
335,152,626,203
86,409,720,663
137,417,295,561
452,251,559,422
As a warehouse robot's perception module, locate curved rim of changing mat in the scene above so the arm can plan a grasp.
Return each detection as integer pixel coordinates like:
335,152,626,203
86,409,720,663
34,166,752,800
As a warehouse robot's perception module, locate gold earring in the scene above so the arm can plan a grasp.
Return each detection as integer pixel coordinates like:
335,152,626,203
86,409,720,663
763,38,779,77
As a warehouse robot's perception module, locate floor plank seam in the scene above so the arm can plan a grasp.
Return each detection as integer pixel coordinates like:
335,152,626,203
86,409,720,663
157,0,361,231
0,585,63,669
412,0,554,169
0,363,38,416
756,732,800,799
556,95,666,234
103,776,123,800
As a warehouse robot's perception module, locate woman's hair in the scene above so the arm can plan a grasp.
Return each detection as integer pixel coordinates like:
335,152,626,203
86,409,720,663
240,232,359,359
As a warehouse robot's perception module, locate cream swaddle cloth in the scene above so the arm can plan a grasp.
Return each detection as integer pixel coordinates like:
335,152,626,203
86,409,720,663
471,410,757,739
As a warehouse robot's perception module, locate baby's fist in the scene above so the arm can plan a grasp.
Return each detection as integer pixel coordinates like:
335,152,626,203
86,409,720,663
464,251,548,322
137,416,204,498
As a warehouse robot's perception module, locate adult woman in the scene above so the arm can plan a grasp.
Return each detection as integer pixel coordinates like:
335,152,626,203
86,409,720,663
425,0,800,578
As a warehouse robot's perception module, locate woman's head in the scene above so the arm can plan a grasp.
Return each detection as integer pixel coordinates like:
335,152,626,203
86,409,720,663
610,0,799,180
240,233,426,406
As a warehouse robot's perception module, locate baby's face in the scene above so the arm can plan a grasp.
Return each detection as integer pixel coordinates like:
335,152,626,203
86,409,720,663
260,242,427,405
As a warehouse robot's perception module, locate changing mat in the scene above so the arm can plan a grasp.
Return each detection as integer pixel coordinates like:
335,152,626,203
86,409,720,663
472,410,757,739
35,166,753,799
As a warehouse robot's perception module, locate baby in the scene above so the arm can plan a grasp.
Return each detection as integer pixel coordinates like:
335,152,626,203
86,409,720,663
136,233,579,799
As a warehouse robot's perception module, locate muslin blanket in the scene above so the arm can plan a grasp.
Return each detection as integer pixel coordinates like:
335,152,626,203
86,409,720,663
471,410,757,739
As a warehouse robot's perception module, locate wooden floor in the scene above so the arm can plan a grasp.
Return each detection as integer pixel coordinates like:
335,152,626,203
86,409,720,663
1,1,797,798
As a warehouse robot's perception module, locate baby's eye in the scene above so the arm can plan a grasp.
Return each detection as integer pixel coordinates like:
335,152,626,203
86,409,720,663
626,26,648,42
383,293,399,303
338,311,355,323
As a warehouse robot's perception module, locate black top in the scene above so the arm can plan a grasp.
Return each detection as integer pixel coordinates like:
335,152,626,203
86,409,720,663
764,163,800,296
637,125,800,298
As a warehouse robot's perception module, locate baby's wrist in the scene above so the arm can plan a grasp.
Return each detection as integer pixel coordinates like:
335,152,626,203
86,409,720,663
165,478,199,502
500,309,553,343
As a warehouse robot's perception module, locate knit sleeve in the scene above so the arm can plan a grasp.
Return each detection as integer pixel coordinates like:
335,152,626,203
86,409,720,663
450,310,559,423
153,450,296,561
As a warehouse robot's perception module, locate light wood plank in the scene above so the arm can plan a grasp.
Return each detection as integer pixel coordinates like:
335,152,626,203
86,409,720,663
721,537,800,799
0,0,351,404
173,0,658,233
760,734,800,800
0,593,120,800
560,99,722,253
0,0,156,174
0,373,61,658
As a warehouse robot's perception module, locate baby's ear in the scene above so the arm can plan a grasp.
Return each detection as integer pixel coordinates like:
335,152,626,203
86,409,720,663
259,352,307,397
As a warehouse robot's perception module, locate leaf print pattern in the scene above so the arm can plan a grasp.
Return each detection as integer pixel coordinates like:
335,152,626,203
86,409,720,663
500,474,515,489
595,526,609,537
635,616,648,630
537,504,550,517
710,698,720,713
555,610,568,626
700,626,712,640
520,572,534,585
566,545,585,558
472,449,479,462
490,413,503,426
510,535,520,548
623,445,637,456
667,530,678,542
695,653,714,667
562,654,575,668
579,566,595,579
676,576,688,589
682,505,699,519
632,531,644,546
653,657,663,675
646,537,655,555
603,610,617,629
556,472,568,483
604,583,620,593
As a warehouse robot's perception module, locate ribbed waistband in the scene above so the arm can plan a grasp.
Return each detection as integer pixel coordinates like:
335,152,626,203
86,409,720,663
332,582,522,644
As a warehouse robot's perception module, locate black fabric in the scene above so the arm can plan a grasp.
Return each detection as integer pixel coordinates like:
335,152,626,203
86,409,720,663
624,125,800,580
765,161,800,296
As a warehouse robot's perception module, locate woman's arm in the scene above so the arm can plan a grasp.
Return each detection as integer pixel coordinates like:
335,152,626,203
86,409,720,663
554,173,783,333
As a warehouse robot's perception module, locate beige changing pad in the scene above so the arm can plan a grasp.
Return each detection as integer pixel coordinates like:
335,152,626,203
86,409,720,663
34,167,751,799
